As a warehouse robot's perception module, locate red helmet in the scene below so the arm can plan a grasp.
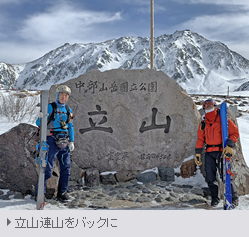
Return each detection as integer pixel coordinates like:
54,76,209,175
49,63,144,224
202,98,217,109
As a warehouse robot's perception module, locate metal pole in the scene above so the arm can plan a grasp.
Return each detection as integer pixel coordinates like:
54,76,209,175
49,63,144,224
150,0,154,69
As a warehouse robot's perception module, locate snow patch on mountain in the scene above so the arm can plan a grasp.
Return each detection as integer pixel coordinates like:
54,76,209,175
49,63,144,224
1,30,249,93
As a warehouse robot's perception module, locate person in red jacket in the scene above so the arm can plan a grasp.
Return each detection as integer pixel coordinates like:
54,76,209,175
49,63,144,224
195,98,239,208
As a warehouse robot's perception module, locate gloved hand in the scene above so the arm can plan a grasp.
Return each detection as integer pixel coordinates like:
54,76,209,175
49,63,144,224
223,146,233,158
69,141,74,151
195,154,202,166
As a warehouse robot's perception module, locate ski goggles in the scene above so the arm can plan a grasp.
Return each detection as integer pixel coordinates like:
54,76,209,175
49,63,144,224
203,99,216,109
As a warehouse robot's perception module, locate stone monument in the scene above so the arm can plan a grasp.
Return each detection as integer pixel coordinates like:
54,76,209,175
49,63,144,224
49,69,200,174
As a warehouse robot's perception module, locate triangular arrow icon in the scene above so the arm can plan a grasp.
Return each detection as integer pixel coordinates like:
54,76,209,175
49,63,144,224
7,218,11,226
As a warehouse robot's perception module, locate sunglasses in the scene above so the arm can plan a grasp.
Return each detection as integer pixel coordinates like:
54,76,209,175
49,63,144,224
203,100,216,109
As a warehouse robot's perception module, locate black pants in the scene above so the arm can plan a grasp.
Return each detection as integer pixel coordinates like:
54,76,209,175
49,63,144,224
205,151,238,201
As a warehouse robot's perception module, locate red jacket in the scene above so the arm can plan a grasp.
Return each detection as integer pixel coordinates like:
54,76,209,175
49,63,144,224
196,109,239,153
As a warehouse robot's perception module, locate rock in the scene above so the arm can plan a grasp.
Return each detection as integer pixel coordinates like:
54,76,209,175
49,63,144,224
127,196,136,202
165,196,178,202
188,199,205,205
136,196,151,202
155,197,162,202
70,160,84,184
134,184,144,190
109,191,118,196
182,185,193,189
229,105,239,117
171,183,183,188
129,188,141,194
100,172,117,185
180,158,197,178
0,123,59,196
191,188,204,196
136,171,157,183
170,192,181,199
0,195,9,200
89,200,108,209
220,109,249,196
155,181,170,188
182,188,190,193
142,188,151,194
82,187,91,191
97,193,106,198
7,190,14,196
158,166,175,181
116,194,129,200
115,170,136,182
180,194,207,204
156,193,168,199
46,160,60,199
84,168,100,187
102,184,113,190
118,188,129,193
126,185,136,190
179,194,198,202
68,201,80,209
179,196,189,202
49,69,201,172
173,187,184,194
13,192,24,199
145,184,161,192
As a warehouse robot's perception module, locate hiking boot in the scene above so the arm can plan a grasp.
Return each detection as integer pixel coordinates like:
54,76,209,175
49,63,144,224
232,199,239,209
211,198,220,207
57,192,70,201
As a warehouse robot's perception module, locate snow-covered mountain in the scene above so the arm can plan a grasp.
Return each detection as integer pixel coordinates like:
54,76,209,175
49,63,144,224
235,81,249,91
1,30,249,93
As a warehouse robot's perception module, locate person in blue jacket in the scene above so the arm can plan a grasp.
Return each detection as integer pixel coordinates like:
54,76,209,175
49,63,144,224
35,85,74,201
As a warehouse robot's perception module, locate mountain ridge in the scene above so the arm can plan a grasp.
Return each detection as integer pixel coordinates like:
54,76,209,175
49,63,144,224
0,30,249,93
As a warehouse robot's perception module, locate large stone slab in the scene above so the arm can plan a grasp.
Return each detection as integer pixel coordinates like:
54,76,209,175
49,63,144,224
49,69,201,172
0,123,59,196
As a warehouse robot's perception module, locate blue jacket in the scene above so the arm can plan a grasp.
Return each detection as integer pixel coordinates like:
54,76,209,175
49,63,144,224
36,101,74,142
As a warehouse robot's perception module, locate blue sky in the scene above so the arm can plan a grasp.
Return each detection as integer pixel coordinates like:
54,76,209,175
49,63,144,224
1,0,249,63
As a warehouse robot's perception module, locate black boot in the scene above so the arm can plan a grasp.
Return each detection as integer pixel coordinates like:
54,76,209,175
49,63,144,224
211,198,220,207
232,199,239,209
57,192,70,201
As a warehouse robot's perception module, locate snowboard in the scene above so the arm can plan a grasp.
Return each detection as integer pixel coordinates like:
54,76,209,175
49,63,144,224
36,90,49,210
220,102,232,210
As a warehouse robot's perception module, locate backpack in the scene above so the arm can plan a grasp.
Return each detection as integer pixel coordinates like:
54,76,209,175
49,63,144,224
47,102,71,126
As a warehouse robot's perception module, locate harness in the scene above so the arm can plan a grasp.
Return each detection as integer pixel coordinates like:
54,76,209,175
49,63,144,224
47,102,73,149
47,102,71,125
206,144,223,151
35,102,73,154
52,131,70,149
